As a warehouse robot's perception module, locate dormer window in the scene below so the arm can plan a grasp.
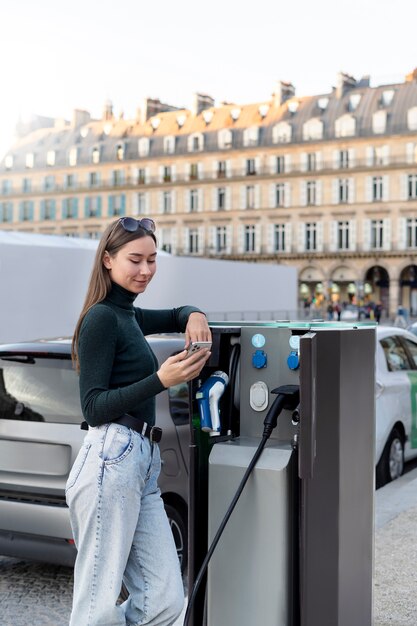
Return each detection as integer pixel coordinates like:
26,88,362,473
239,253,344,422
381,90,395,107
25,153,34,169
188,133,204,152
218,129,232,149
348,94,361,111
69,147,78,166
302,118,323,141
258,104,269,118
116,144,124,161
317,98,329,111
92,147,100,164
243,126,259,147
4,155,13,170
407,107,417,131
230,108,241,122
203,110,213,125
287,100,299,114
272,122,292,144
335,114,356,138
138,137,150,157
46,150,56,166
163,136,175,154
150,117,160,131
372,110,387,134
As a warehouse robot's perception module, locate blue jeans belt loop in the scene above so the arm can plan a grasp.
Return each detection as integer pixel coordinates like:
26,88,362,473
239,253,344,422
80,414,163,443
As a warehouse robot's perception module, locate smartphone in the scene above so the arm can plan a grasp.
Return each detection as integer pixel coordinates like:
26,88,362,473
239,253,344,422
185,341,212,357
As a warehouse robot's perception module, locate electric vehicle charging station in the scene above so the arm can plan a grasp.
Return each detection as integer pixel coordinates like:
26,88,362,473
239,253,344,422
187,321,376,626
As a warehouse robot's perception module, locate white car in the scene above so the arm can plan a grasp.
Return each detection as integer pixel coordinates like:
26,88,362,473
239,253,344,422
376,326,417,486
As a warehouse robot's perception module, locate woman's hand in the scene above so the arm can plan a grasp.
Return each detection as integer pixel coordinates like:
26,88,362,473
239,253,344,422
184,312,212,347
157,347,210,388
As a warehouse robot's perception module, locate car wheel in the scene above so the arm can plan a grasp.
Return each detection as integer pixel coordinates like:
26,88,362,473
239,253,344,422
165,503,188,575
376,428,404,488
118,502,188,603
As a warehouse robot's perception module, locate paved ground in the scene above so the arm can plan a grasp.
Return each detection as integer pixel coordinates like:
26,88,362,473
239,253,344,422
1,467,416,625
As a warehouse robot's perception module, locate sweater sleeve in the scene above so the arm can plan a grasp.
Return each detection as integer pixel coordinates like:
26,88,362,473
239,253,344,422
135,305,205,335
78,306,166,426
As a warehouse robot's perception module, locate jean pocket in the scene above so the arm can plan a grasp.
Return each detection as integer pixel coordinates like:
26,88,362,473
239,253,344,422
102,424,133,465
65,443,91,493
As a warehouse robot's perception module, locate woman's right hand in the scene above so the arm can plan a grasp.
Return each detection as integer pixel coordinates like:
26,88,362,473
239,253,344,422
157,348,211,388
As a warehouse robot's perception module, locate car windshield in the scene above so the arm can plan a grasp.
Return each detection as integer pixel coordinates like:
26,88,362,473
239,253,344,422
0,357,82,424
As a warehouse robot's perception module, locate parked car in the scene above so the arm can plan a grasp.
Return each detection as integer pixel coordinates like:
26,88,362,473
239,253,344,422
376,326,417,487
0,336,190,572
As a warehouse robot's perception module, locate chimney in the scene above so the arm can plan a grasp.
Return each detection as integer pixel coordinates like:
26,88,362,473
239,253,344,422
140,97,182,124
336,72,357,98
102,99,114,121
72,109,91,128
272,81,295,107
191,93,215,116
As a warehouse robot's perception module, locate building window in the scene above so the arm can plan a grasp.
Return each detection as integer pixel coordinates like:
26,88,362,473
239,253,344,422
217,187,226,211
371,219,384,249
246,185,255,209
63,198,78,219
189,163,199,180
339,150,349,168
69,148,78,166
163,191,172,214
0,202,12,222
138,137,150,157
275,183,285,207
25,153,34,169
338,179,349,203
163,166,171,183
189,189,199,212
65,173,75,189
188,133,203,152
189,228,199,253
116,144,124,161
274,224,286,252
218,129,232,149
406,218,417,248
217,161,227,178
89,172,99,187
92,147,100,164
215,226,227,253
137,168,146,185
22,178,31,193
335,114,356,138
163,136,175,154
372,176,383,201
109,195,124,217
137,193,146,214
305,223,317,251
337,221,350,250
276,156,285,174
246,159,256,176
306,181,317,205
4,155,13,170
87,197,100,218
243,126,259,147
244,225,256,253
44,175,55,191
408,175,417,200
1,180,11,195
302,118,323,141
112,170,124,186
306,153,316,171
46,151,55,166
272,122,292,144
44,200,54,220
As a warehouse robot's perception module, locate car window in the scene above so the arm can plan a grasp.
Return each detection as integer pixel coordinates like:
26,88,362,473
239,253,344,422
168,382,189,426
401,337,417,368
0,357,83,424
380,337,412,372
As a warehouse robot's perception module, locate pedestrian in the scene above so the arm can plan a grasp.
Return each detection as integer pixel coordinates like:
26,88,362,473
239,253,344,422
375,302,383,324
66,216,211,626
327,302,334,320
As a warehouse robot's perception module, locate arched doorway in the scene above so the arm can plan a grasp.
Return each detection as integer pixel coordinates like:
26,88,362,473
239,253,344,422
330,265,358,305
400,265,417,315
299,266,325,314
364,266,390,312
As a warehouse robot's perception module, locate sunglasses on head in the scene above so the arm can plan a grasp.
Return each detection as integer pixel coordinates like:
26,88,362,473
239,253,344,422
118,217,156,233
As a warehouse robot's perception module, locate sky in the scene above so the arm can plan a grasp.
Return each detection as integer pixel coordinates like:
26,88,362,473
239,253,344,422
1,0,416,158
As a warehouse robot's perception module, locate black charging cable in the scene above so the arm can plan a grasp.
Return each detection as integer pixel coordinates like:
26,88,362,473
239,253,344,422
183,384,300,626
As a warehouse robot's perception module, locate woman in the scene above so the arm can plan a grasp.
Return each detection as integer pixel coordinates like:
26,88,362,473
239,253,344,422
67,216,211,626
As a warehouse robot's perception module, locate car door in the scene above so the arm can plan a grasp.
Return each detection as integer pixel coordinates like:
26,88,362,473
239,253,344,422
397,335,417,461
376,335,413,465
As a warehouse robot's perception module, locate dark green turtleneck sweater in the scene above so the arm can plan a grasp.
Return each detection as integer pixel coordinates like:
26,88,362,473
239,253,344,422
78,282,202,427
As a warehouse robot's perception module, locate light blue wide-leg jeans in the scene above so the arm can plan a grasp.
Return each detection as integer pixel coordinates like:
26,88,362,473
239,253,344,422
65,423,184,626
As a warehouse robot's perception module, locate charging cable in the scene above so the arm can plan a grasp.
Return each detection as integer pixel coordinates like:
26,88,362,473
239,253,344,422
183,384,300,626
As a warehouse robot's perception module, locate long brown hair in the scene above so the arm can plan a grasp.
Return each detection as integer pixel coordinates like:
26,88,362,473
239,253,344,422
71,218,157,371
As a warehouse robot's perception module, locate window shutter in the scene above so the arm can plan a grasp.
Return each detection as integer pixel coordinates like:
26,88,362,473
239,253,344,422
266,223,274,253
213,186,218,211
158,166,164,183
316,181,322,205
62,198,68,218
363,219,371,250
316,151,323,170
198,226,204,254
269,184,276,208
171,228,178,254
382,175,389,201
382,145,390,166
298,223,305,252
300,181,307,207
185,190,190,213
212,161,218,179
400,174,408,201
171,190,176,213
19,201,23,221
237,225,245,253
255,156,261,174
284,183,291,208
8,202,13,221
366,147,374,166
198,188,204,212
209,226,216,249
383,218,391,250
365,177,373,202
84,197,90,218
226,187,232,210
255,224,262,254
241,158,246,176
145,193,150,215
398,217,406,250
269,156,276,174
97,197,102,217
316,222,323,252
330,221,337,251
349,220,356,251
73,198,79,219
40,200,45,220
107,196,113,216
198,162,203,179
284,154,292,173
225,225,233,254
255,185,260,209
226,160,232,177
332,179,339,204
144,167,150,183
406,142,415,164
171,165,177,182
332,150,339,169
348,148,356,168
120,195,125,215
285,223,292,252
348,178,355,204
240,186,246,209
183,228,190,254
158,192,163,214
300,153,308,172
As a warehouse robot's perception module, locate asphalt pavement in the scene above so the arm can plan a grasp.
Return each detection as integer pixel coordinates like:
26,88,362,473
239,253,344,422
1,468,416,625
